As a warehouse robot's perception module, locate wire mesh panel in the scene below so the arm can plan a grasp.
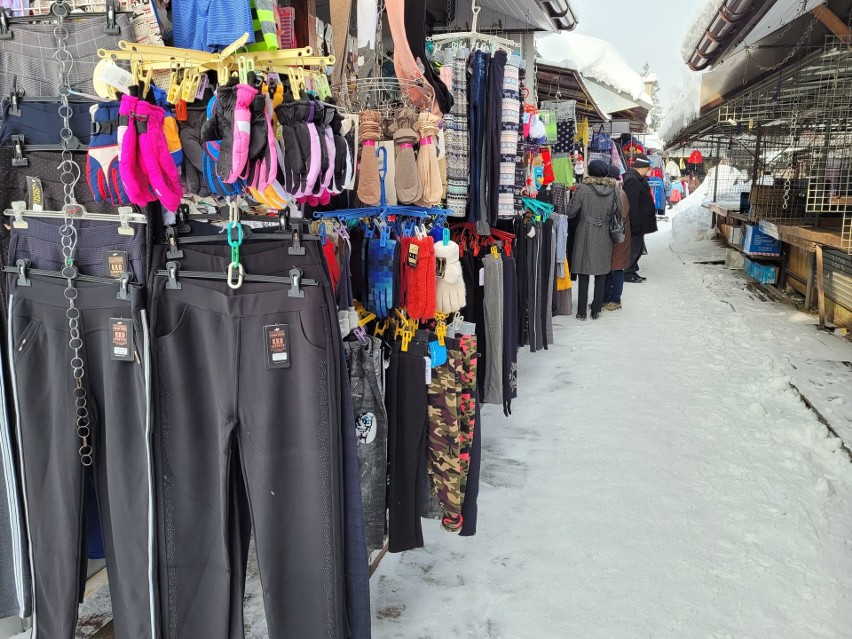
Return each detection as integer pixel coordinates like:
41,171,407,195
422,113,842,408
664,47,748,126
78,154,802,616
805,35,852,253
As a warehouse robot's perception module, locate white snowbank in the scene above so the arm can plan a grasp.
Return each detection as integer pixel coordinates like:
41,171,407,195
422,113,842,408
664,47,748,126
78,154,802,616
671,199,716,244
536,32,648,103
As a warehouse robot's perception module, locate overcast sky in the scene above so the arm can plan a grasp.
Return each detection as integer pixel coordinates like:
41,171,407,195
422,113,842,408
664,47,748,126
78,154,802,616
573,0,700,106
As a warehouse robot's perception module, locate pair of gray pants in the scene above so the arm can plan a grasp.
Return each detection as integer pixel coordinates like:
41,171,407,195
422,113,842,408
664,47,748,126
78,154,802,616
0,14,135,98
150,241,346,639
344,336,388,551
482,253,503,405
6,274,156,639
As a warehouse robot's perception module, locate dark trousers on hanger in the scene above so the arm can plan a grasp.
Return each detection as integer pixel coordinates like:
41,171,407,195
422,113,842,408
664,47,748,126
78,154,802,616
469,51,489,224
6,274,156,639
149,241,347,639
385,340,428,553
485,51,507,226
577,274,607,316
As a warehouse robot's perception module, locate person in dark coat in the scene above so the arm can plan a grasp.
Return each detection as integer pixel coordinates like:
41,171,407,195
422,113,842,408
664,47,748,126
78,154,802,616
566,159,622,320
604,164,631,311
622,153,657,283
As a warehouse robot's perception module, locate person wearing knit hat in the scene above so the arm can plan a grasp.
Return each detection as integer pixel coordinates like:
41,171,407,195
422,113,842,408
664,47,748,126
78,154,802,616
623,153,657,282
587,159,610,178
566,159,623,320
632,153,652,169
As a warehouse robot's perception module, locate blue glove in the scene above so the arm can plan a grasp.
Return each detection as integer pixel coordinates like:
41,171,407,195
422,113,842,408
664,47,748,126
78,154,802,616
86,102,129,205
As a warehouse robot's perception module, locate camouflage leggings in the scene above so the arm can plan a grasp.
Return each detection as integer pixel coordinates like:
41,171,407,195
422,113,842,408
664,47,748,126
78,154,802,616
457,335,478,501
426,347,464,532
425,335,478,533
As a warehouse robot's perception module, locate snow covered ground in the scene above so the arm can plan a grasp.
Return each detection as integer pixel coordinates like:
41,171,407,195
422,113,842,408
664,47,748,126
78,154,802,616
371,219,852,638
9,190,852,639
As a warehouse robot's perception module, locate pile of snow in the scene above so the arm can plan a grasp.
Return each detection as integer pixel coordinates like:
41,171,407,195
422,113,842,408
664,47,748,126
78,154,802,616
671,200,716,244
536,32,648,103
671,165,748,243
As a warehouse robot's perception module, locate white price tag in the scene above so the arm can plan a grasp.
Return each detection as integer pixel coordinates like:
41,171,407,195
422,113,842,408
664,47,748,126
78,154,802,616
96,63,133,93
479,268,485,287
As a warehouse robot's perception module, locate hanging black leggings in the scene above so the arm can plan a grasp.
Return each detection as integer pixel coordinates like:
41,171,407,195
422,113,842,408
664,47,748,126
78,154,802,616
149,240,346,639
385,340,428,553
6,274,156,639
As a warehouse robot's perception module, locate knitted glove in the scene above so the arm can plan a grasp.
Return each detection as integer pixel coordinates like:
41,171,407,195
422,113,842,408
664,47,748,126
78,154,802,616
435,240,465,313
366,238,397,319
87,101,128,205
136,101,184,212
118,94,153,206
403,236,436,320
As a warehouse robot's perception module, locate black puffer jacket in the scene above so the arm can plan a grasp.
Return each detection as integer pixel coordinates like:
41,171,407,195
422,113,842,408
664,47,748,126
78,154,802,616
623,169,658,236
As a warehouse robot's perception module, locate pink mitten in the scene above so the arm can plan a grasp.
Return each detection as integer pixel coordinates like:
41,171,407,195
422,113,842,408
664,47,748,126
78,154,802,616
136,101,184,212
118,95,153,205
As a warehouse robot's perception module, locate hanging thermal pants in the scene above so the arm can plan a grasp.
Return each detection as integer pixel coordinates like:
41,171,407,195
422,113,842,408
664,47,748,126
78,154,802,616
5,270,157,639
149,239,347,639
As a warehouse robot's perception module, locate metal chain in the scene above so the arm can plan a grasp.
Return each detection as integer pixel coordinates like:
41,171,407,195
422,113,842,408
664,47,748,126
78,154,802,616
744,13,818,73
54,0,93,467
783,104,798,212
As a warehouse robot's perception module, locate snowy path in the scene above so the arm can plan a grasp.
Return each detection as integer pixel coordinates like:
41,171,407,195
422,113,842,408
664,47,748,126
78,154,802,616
371,223,852,639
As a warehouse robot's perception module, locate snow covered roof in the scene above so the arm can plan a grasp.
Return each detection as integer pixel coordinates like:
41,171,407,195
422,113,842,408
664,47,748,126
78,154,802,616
680,0,824,70
536,32,650,104
583,78,644,116
659,72,703,147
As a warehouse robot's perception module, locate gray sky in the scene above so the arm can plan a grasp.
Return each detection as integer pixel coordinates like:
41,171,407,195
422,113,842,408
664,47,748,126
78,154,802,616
573,0,699,106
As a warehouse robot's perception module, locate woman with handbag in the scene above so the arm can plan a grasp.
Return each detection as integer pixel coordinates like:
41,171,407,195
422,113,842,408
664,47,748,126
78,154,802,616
604,164,632,311
566,159,624,320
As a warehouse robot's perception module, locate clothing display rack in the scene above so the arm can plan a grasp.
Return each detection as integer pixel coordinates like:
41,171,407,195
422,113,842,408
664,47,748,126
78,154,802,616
0,0,592,635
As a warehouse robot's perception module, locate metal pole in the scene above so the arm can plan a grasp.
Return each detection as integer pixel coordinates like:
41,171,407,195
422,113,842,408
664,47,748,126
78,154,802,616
713,137,722,203
751,123,763,185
